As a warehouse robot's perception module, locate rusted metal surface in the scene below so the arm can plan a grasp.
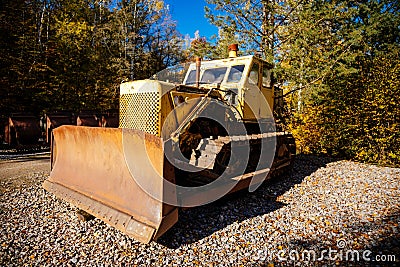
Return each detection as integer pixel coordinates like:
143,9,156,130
228,43,239,58
76,114,100,127
99,114,119,128
46,112,74,144
101,109,119,128
43,125,294,241
174,131,295,206
5,114,41,145
3,120,10,144
43,125,178,243
195,57,201,87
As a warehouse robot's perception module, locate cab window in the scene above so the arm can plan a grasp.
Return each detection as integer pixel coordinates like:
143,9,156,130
248,63,259,85
262,67,272,88
185,70,197,85
227,65,245,83
200,67,227,84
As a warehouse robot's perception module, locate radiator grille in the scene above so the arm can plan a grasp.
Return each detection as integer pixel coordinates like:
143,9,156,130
119,92,160,135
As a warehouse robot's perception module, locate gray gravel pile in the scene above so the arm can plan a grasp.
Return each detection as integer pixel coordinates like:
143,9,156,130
1,155,399,266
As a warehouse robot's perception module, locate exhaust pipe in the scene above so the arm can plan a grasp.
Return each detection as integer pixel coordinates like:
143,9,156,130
195,57,201,87
228,44,239,58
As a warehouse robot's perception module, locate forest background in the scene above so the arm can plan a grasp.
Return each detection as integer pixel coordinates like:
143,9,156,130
0,0,399,166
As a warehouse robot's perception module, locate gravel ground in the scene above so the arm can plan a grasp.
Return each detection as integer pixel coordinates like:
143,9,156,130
0,154,50,192
0,155,399,266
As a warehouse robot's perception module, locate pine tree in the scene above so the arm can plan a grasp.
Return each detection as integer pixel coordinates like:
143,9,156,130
205,0,400,166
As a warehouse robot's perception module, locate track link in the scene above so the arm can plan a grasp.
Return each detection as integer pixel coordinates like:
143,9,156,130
179,132,296,186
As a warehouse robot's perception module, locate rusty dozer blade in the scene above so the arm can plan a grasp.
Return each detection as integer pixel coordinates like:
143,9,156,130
43,125,178,243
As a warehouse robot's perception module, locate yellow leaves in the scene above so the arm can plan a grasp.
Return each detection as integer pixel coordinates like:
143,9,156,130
57,20,92,37
280,60,291,70
152,14,161,21
70,21,91,34
55,19,93,49
314,79,322,85
155,1,164,11
245,0,251,11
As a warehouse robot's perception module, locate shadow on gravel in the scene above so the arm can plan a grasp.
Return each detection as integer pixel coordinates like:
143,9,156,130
158,154,337,248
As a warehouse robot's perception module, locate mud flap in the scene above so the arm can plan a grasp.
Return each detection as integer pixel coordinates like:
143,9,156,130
43,125,177,243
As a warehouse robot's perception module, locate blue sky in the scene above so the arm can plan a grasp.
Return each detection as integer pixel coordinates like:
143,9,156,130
165,0,218,39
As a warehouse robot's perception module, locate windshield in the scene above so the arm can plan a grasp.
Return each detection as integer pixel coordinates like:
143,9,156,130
200,67,227,84
185,67,228,85
227,65,245,83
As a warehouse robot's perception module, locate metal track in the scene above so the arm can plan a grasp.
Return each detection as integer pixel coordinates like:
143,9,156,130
177,132,296,186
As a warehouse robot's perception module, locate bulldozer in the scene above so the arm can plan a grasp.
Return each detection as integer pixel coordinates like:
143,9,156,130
43,45,296,243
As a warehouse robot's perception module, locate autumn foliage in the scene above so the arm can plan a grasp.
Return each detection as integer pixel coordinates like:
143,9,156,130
1,0,399,167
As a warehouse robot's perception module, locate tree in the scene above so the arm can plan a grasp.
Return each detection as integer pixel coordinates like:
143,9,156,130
281,0,400,166
185,32,215,60
211,28,240,59
0,0,56,116
205,0,290,61
205,0,400,166
0,0,185,117
110,0,184,81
